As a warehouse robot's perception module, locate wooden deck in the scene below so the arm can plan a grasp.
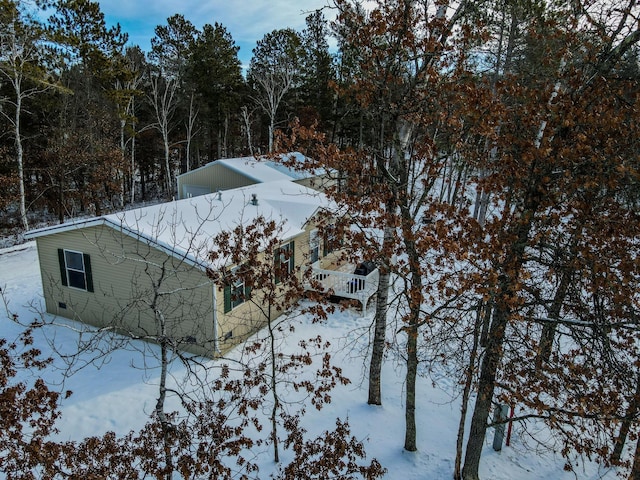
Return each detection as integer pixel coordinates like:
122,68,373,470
304,262,379,316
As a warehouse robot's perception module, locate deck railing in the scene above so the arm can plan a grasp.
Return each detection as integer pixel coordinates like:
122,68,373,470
304,263,379,316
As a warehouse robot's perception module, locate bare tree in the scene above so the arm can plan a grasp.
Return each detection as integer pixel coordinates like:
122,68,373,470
0,2,57,230
249,28,302,153
184,91,199,172
113,46,145,206
147,70,178,196
240,105,256,155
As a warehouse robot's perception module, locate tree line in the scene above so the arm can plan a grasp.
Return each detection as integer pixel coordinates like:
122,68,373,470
1,0,338,230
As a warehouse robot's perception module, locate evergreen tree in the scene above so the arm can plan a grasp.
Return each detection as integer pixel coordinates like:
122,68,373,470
186,22,243,161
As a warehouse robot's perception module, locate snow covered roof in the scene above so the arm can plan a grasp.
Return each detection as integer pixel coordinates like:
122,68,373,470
184,152,323,184
25,180,331,271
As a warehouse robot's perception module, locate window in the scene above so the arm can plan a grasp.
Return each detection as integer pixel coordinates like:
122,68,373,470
323,225,342,256
58,249,94,292
274,241,295,283
223,265,251,313
309,229,320,263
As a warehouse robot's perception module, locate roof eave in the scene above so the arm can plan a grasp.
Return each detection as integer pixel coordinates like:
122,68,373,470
25,217,209,273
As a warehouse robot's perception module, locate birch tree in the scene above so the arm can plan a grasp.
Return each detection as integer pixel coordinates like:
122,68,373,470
0,0,53,230
147,70,178,195
112,46,145,205
249,28,303,153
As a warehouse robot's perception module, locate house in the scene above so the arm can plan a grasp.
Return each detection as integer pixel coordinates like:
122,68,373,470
25,180,354,357
176,152,330,199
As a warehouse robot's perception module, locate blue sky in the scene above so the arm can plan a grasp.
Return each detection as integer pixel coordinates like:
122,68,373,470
96,0,335,69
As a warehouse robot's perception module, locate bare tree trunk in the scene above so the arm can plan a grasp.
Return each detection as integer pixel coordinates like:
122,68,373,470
15,90,28,230
156,337,173,480
462,303,508,480
404,315,418,451
223,113,229,158
630,436,640,480
268,121,275,153
472,166,490,227
3,26,53,231
368,116,409,407
149,75,177,196
58,175,64,224
163,135,171,195
537,235,581,368
612,374,640,464
439,158,448,203
130,112,137,205
367,223,394,405
463,209,535,479
268,304,280,463
241,106,254,156
465,189,539,478
536,265,572,368
118,117,126,207
479,299,493,348
454,301,483,480
185,92,198,172
401,197,422,452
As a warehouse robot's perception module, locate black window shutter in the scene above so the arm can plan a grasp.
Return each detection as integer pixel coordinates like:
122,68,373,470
290,241,295,271
83,254,94,292
57,249,68,286
274,247,281,284
223,284,231,313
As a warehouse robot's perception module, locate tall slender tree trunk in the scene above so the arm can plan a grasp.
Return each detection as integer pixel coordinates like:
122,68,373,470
612,374,640,464
630,437,640,480
58,175,64,224
149,263,173,479
223,114,229,158
15,85,28,231
241,107,254,155
404,316,418,451
156,337,173,479
118,117,126,207
185,92,197,172
536,234,581,368
367,220,395,405
400,195,423,452
536,264,572,368
130,116,137,205
454,301,483,479
153,309,173,477
268,119,275,153
267,304,280,463
462,303,508,480
163,133,171,195
462,209,536,480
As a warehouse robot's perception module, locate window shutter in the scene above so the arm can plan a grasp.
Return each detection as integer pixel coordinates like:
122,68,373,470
290,241,295,271
223,284,231,313
58,249,68,286
83,254,94,292
245,284,252,300
274,247,281,284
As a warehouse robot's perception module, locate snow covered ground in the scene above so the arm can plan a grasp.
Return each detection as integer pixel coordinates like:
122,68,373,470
0,242,618,479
